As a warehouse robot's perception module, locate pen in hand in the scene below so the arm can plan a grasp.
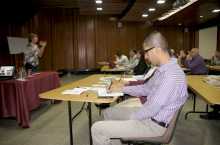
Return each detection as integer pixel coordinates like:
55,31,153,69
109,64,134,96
119,76,122,82
108,80,113,90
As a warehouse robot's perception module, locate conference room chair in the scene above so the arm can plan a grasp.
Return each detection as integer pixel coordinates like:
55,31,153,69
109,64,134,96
120,106,183,145
206,65,210,75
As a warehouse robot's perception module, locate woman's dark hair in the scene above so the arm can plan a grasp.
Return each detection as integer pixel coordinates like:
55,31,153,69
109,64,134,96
181,50,187,54
138,50,145,61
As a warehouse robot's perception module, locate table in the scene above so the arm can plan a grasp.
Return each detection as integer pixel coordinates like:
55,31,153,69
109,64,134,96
185,75,220,119
39,74,120,145
182,68,190,72
97,62,109,66
209,66,220,71
101,65,131,72
0,72,62,128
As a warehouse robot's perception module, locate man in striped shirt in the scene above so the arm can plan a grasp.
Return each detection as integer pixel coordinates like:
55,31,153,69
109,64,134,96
92,31,189,145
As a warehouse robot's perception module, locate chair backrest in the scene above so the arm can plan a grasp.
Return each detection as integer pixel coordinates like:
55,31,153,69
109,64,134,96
121,106,183,144
206,65,210,75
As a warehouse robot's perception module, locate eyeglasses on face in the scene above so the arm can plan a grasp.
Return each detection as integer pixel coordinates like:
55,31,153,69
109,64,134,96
144,47,154,54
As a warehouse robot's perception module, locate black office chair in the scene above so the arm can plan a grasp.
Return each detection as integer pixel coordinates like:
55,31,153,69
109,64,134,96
120,106,183,145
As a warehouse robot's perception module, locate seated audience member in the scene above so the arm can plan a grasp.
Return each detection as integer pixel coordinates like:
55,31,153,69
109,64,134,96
211,50,220,66
133,50,148,75
185,48,207,75
124,49,139,69
95,59,156,110
178,50,187,68
115,51,128,65
122,49,137,66
91,31,188,145
188,50,191,55
170,49,176,58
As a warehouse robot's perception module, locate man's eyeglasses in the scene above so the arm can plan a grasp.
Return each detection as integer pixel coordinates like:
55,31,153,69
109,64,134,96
144,47,154,54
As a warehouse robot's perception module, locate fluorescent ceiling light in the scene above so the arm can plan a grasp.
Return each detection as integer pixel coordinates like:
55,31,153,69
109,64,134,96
142,14,148,17
149,8,155,11
157,0,165,4
97,8,102,10
96,1,102,3
179,23,181,25
158,0,197,21
212,9,220,12
200,16,203,17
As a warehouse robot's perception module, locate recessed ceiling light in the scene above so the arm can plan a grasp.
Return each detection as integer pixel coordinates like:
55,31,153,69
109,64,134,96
149,8,155,11
200,16,203,17
212,9,220,12
157,0,165,3
179,23,181,25
142,14,148,17
97,8,102,10
96,1,102,3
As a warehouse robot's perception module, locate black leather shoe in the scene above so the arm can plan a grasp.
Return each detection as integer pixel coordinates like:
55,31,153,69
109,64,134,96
95,103,110,109
200,113,220,120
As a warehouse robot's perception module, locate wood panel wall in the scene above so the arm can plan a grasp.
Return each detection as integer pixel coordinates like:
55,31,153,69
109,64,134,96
0,9,211,70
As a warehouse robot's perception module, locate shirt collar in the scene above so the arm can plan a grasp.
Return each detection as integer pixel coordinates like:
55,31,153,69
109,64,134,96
157,58,178,73
192,55,199,60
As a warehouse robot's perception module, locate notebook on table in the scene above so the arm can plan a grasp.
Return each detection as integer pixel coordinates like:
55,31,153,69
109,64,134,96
0,65,16,81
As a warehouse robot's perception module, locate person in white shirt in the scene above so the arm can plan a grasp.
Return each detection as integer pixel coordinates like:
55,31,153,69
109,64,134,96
121,49,137,66
115,51,128,65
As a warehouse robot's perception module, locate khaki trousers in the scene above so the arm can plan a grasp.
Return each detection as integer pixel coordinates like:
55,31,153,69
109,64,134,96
91,107,167,145
114,98,142,107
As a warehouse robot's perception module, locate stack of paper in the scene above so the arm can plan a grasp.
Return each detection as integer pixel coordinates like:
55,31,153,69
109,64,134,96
205,80,220,84
61,87,91,95
98,90,124,98
92,82,111,86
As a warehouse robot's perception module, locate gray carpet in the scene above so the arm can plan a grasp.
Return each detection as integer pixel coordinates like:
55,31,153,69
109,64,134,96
0,74,220,145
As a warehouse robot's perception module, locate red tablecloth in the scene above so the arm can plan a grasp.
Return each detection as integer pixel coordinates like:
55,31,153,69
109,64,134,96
0,72,62,129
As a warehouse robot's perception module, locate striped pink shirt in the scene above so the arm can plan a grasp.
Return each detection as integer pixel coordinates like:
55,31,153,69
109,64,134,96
124,59,188,124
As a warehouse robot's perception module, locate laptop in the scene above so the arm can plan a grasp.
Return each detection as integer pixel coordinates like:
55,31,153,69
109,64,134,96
0,65,16,81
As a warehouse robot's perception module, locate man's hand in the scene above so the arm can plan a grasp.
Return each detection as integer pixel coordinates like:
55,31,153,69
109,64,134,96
119,79,129,85
124,75,132,78
118,62,122,65
106,85,123,93
186,54,191,60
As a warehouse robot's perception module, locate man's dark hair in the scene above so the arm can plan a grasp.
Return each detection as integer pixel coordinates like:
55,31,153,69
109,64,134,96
217,50,220,53
142,31,170,55
130,49,136,54
138,50,145,61
115,51,122,57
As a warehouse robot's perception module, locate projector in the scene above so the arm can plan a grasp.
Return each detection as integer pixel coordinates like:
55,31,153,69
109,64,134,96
173,0,189,8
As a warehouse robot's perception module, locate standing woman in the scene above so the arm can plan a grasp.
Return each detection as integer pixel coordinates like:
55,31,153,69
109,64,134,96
24,33,47,72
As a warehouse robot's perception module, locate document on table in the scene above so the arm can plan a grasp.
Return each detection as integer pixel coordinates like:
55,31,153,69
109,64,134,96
92,82,111,86
204,75,220,80
114,77,137,81
61,87,91,95
98,90,124,98
204,80,220,84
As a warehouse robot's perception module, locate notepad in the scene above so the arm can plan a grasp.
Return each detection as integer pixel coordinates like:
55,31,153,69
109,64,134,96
98,90,124,98
205,80,220,84
92,82,111,86
61,88,90,95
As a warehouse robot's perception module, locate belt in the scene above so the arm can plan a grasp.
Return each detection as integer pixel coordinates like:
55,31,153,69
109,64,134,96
151,118,169,128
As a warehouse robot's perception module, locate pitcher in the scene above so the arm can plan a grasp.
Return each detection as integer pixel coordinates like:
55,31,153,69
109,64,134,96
17,67,26,79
